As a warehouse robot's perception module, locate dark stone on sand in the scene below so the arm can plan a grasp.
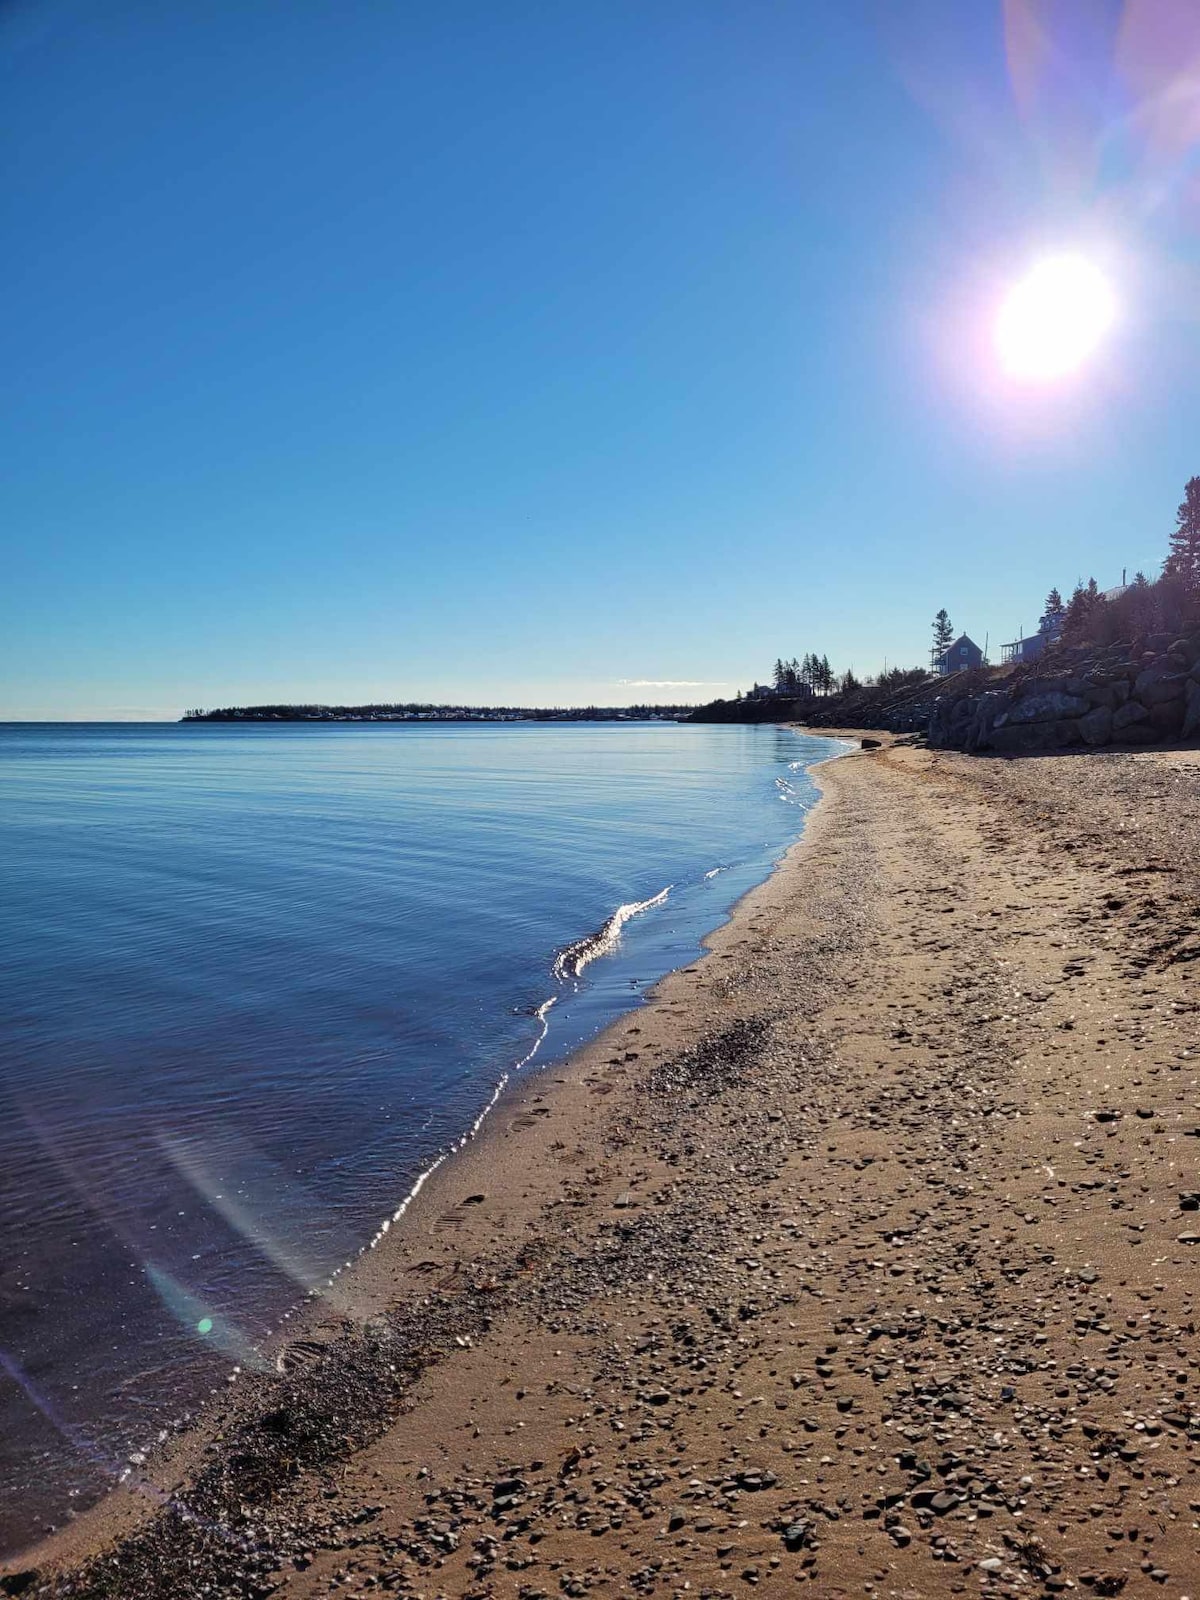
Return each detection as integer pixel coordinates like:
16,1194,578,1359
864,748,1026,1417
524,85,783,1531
913,1487,960,1513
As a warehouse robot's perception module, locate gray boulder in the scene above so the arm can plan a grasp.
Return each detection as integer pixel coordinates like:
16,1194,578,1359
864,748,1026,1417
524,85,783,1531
1112,699,1150,732
998,689,1090,726
1078,705,1113,746
1085,683,1120,710
966,690,1011,753
1149,698,1184,735
1144,673,1189,706
1182,679,1200,740
989,719,1082,755
1134,664,1188,703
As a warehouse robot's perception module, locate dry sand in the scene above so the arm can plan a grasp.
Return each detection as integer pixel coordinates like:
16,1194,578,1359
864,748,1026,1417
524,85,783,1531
9,741,1200,1600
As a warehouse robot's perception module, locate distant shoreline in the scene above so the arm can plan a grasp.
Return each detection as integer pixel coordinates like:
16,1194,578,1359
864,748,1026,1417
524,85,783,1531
181,702,696,723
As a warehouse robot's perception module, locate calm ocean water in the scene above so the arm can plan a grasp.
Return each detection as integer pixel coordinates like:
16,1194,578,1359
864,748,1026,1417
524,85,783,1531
0,719,844,1552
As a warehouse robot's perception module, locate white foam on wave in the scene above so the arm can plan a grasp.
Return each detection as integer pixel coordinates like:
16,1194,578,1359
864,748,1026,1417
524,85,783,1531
551,886,672,982
360,996,557,1260
365,881,673,1269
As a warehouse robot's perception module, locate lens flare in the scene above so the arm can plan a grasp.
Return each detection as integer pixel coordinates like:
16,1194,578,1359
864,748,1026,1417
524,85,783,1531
994,255,1116,381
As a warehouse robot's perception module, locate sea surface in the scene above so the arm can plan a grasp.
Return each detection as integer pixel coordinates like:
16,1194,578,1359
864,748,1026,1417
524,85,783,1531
0,719,845,1554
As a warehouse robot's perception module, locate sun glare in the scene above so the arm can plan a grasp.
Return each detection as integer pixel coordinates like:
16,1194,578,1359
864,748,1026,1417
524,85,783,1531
994,255,1116,382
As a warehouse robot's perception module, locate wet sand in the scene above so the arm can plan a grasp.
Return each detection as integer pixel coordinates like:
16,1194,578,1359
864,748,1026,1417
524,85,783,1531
11,740,1200,1599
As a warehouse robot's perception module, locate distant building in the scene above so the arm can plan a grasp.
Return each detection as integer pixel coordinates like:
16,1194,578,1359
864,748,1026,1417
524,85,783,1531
934,634,983,675
1000,599,1072,666
1000,632,1046,665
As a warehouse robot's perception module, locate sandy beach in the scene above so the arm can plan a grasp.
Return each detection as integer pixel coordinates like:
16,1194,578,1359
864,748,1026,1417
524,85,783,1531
11,738,1200,1600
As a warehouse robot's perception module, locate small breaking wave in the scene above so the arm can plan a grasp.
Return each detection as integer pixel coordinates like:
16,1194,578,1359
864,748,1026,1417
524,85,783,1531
361,996,557,1260
552,887,672,982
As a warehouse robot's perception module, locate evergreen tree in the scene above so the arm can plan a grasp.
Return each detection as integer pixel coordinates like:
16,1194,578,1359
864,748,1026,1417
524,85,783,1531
1166,476,1200,589
773,657,786,690
1061,581,1090,642
820,654,833,694
931,608,954,665
1042,587,1065,626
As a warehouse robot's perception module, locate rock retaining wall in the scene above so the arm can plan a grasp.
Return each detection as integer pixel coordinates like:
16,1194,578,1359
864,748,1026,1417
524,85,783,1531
929,635,1200,755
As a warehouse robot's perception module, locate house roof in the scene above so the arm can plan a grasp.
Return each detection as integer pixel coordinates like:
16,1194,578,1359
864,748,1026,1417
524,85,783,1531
939,634,980,656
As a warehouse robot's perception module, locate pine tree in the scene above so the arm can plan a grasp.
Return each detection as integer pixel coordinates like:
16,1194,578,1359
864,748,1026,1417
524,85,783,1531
773,658,786,690
1166,476,1200,589
820,654,833,694
931,609,954,666
1061,581,1089,642
1043,587,1065,623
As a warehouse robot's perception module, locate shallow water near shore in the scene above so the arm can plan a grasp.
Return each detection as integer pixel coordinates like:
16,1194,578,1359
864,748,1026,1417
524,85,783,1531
0,719,844,1554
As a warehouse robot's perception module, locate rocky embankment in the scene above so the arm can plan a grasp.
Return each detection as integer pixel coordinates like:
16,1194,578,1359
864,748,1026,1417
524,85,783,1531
696,675,988,737
929,634,1200,754
699,633,1200,757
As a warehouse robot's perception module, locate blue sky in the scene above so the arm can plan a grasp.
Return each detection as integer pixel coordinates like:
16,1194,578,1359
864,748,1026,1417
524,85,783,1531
3,0,1199,716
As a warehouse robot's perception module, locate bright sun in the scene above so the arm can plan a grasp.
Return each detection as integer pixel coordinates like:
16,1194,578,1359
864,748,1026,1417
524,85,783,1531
994,255,1116,382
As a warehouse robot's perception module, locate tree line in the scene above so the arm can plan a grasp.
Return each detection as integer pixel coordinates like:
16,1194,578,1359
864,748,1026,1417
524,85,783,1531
1031,476,1200,651
771,654,837,695
181,703,694,723
757,654,919,699
922,477,1200,671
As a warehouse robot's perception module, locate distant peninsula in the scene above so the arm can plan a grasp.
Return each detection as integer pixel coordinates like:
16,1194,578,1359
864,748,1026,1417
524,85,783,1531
181,702,691,723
